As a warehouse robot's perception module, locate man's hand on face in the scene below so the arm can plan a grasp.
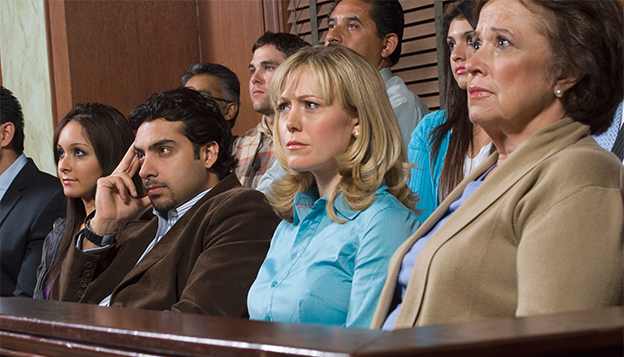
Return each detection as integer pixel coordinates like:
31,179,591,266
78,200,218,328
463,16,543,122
89,145,151,237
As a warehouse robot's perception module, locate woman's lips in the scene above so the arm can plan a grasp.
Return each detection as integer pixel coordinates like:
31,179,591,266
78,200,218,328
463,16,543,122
455,66,466,74
469,85,492,98
285,140,308,150
62,179,77,185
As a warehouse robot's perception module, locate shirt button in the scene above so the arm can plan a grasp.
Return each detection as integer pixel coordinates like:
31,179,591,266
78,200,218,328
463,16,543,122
271,281,278,287
76,291,84,299
112,302,124,307
83,271,92,278
85,261,94,269
79,281,87,289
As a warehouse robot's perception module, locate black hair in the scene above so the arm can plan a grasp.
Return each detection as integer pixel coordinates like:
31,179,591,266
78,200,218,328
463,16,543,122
0,86,25,154
252,31,311,58
128,87,237,179
329,0,405,66
180,63,240,128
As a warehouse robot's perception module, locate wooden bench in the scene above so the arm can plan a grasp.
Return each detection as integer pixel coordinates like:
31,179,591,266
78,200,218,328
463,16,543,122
0,297,621,356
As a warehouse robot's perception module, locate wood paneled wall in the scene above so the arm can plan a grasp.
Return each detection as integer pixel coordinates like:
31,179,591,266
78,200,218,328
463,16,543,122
197,0,268,135
46,0,200,128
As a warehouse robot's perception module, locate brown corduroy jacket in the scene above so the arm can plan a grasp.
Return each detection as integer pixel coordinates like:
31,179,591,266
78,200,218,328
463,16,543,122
50,174,280,317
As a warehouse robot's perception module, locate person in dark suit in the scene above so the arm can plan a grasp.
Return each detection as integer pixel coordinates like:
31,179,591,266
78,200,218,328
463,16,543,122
0,86,66,297
49,87,280,316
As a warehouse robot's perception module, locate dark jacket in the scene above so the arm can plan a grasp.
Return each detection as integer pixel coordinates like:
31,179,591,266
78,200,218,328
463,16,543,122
1,158,66,297
49,174,279,316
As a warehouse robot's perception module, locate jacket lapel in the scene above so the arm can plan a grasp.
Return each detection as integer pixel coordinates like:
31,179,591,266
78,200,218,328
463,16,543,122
394,118,590,328
0,159,37,225
113,174,241,291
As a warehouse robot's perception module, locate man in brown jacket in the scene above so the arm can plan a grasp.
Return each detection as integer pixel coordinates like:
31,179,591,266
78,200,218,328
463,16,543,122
49,87,280,316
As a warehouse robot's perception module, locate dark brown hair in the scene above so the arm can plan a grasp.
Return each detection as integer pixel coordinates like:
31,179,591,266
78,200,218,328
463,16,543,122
474,0,624,135
46,103,138,293
429,0,481,201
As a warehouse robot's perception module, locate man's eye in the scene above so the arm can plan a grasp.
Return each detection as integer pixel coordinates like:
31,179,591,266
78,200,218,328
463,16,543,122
266,66,275,71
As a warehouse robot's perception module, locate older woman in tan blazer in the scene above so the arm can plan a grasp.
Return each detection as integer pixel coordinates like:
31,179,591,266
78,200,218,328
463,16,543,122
373,0,624,330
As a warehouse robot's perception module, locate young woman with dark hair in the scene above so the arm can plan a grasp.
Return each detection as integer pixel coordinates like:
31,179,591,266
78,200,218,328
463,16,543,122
408,0,493,221
34,103,141,299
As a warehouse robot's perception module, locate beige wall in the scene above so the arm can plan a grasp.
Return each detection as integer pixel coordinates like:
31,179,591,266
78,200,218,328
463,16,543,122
1,0,56,175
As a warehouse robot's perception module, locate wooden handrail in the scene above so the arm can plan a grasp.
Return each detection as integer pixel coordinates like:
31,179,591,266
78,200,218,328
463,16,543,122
0,297,621,357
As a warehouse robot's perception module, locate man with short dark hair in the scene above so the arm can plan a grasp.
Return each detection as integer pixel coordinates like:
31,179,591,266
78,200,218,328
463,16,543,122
233,32,310,189
182,63,240,130
326,0,429,146
257,2,429,193
49,87,280,316
0,86,66,297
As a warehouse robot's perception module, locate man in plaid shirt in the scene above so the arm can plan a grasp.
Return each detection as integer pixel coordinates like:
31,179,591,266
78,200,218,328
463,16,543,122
233,32,309,189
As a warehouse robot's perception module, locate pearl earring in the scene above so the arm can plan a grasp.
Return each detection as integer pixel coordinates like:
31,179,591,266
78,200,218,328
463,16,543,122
353,130,359,137
555,89,563,98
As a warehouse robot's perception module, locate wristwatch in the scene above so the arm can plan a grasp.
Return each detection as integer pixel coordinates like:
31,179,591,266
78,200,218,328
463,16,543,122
83,211,116,246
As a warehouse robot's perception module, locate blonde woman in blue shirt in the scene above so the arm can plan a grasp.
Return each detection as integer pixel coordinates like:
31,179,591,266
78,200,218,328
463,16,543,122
247,45,420,328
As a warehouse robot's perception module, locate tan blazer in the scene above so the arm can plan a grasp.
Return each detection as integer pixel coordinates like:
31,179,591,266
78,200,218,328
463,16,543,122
372,118,624,329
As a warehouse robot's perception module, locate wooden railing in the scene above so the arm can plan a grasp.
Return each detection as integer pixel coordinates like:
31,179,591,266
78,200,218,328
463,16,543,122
0,297,621,357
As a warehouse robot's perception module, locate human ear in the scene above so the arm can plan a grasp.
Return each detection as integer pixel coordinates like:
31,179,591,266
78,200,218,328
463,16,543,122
553,68,581,97
203,141,219,169
0,122,15,149
381,33,399,60
223,102,239,121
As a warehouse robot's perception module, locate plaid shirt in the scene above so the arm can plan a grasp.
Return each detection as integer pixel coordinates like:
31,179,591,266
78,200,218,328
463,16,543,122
233,116,276,189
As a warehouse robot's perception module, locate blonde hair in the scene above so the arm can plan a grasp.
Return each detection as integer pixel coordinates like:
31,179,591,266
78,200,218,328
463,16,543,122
268,45,419,223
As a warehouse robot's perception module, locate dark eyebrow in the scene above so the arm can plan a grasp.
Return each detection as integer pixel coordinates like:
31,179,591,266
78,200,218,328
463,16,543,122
328,15,363,25
134,139,176,153
261,60,280,67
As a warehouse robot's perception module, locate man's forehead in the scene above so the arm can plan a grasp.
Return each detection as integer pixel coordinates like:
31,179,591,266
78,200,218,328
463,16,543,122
135,119,184,149
330,0,372,21
250,45,286,66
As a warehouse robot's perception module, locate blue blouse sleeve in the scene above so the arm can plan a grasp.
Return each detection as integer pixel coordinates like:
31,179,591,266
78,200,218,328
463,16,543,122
345,205,419,328
407,110,447,222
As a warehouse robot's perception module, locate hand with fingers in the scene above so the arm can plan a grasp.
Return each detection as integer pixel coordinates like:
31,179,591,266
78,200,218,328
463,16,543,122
87,145,151,244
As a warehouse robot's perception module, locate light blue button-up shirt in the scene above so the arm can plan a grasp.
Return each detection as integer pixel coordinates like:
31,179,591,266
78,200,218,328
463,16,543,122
248,184,419,328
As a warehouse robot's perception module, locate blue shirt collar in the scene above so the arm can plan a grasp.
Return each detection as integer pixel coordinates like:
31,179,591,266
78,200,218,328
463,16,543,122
292,183,390,224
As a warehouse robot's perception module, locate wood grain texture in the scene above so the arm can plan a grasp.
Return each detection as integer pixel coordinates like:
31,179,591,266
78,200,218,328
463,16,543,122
0,297,622,357
47,0,200,121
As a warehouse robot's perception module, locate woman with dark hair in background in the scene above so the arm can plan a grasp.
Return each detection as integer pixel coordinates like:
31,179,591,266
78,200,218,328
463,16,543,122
408,0,492,221
374,0,623,330
34,104,143,299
